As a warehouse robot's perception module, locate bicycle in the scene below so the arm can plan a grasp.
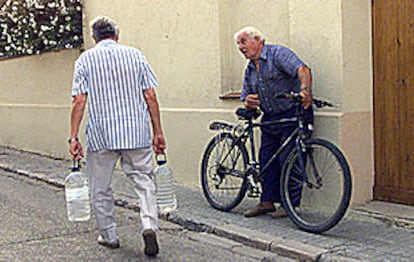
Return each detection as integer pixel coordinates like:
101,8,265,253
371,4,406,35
200,92,352,233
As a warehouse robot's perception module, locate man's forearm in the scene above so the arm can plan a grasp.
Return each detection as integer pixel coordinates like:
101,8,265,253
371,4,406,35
144,89,163,136
298,65,312,89
70,94,87,138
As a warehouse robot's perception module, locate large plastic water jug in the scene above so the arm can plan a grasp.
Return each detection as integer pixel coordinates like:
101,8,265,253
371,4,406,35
154,154,177,214
64,161,90,222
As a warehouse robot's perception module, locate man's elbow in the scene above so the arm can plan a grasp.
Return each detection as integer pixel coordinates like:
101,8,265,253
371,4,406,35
299,65,311,75
72,94,87,108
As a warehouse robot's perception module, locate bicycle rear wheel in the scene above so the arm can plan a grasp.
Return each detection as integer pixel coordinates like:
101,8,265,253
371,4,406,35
201,132,249,211
281,138,352,233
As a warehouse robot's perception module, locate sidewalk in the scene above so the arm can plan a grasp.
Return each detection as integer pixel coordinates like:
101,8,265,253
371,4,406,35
1,146,413,261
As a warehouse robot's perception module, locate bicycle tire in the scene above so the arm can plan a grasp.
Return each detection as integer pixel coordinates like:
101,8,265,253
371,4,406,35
200,132,249,211
280,138,352,233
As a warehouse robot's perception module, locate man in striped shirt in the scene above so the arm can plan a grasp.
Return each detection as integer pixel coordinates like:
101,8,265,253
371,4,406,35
69,16,165,257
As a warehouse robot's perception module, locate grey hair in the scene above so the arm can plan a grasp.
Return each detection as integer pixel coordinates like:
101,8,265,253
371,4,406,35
233,26,265,42
90,16,119,41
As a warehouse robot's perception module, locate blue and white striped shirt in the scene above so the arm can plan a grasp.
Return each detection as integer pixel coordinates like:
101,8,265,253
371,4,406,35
72,39,159,151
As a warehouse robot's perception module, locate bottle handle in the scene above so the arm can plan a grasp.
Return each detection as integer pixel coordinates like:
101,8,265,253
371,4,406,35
71,160,81,171
156,154,167,165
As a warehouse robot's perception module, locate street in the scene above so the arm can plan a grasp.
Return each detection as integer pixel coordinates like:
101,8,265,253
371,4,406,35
0,169,292,261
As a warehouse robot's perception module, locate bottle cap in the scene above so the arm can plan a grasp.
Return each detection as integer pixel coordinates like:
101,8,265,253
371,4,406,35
71,160,81,172
156,154,167,165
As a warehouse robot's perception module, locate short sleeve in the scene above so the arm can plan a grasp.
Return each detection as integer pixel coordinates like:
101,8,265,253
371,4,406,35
139,55,159,90
274,46,305,78
72,58,89,96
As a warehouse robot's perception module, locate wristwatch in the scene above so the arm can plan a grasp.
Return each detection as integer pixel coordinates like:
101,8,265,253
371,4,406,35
301,86,311,92
67,137,79,144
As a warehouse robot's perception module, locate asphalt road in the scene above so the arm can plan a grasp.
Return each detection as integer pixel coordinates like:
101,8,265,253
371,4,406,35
0,169,293,261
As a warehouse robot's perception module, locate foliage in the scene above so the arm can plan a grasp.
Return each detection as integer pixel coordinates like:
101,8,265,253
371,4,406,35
0,0,83,59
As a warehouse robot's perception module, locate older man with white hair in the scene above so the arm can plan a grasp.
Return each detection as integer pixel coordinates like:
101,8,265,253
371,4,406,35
234,26,313,218
69,16,165,257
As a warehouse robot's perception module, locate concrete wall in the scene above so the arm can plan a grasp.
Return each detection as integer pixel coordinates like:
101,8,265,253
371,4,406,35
0,0,373,205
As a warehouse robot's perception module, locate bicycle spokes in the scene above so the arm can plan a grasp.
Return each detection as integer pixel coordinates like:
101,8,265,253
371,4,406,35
281,139,352,233
201,133,249,211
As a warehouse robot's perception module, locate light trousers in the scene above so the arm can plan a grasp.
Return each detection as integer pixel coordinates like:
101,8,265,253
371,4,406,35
86,147,158,238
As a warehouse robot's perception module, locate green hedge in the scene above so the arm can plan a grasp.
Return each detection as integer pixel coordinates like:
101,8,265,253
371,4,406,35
0,0,83,59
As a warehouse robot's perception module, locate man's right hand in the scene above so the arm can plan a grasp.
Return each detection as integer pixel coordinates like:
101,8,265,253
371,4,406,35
69,141,84,161
245,94,260,110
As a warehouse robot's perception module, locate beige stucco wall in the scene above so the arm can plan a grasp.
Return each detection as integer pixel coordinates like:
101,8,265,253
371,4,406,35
0,0,373,205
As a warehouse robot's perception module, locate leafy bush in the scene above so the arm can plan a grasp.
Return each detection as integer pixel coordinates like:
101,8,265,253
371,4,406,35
0,0,83,59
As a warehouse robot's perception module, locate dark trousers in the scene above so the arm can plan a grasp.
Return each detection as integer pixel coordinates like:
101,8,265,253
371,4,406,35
259,125,297,204
259,107,312,206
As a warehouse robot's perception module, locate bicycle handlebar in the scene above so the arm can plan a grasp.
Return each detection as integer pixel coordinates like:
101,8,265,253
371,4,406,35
275,92,336,108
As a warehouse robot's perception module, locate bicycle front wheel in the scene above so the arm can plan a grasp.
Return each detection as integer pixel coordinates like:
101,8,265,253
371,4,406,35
281,138,352,233
201,132,249,211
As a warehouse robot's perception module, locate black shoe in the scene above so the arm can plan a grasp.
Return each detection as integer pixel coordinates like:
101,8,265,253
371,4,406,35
142,229,159,256
97,235,120,249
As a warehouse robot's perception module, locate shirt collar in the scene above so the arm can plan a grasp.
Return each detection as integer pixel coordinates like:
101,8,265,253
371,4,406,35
96,39,118,47
247,45,269,69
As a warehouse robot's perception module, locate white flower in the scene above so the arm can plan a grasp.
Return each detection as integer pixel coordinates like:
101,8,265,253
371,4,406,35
65,16,71,22
40,25,49,31
47,2,56,8
76,6,81,11
43,39,48,45
26,49,33,54
5,46,10,51
73,35,79,41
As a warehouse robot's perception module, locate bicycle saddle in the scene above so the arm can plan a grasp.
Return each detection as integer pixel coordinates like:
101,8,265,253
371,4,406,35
235,108,261,120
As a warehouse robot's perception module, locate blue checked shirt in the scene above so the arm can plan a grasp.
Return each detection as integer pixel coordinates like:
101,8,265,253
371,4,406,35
240,44,305,116
72,39,159,151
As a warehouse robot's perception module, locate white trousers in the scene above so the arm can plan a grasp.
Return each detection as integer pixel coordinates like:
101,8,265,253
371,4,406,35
86,147,158,238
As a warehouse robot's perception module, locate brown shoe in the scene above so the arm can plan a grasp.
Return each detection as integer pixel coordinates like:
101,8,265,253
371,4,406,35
270,207,288,218
244,203,276,217
143,229,159,257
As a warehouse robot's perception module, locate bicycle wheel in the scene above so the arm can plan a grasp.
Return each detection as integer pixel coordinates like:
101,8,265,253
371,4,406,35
201,132,249,211
281,138,352,233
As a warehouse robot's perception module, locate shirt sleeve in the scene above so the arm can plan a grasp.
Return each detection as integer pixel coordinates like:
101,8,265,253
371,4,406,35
240,67,252,102
72,58,89,96
274,46,305,78
139,54,159,90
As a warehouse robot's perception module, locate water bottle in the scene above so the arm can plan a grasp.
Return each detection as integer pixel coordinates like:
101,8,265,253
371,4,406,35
154,154,177,214
64,161,91,222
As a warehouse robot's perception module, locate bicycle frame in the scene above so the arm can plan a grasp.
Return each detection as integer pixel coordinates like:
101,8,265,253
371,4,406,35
214,105,311,186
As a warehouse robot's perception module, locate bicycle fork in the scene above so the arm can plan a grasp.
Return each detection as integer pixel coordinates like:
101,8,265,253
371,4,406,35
296,138,323,189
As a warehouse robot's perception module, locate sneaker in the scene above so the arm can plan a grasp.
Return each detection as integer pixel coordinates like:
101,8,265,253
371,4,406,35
97,235,120,249
142,229,159,256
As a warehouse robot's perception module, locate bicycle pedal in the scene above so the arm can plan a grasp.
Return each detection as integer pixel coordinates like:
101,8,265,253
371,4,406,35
247,187,261,198
247,192,260,198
